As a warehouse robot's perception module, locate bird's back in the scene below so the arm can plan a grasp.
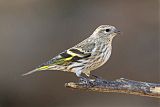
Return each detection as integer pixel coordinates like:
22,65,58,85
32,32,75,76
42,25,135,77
22,25,117,76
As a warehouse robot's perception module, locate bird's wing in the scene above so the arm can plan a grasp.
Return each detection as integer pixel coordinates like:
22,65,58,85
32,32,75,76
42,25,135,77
22,39,96,76
37,39,96,68
74,39,96,53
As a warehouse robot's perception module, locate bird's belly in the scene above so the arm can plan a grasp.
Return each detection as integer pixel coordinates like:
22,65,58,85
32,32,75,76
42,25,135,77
66,46,112,73
66,62,85,73
86,48,112,71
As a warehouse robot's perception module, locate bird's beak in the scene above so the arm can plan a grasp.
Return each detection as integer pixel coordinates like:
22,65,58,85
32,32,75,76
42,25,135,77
114,29,121,34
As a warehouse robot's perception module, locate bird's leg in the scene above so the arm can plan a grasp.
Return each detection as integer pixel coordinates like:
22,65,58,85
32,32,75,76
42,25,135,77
78,76,90,84
76,70,95,86
91,74,102,79
79,76,96,87
76,70,89,84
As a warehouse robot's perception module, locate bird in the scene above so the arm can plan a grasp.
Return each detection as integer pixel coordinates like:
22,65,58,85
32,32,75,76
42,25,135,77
22,25,120,78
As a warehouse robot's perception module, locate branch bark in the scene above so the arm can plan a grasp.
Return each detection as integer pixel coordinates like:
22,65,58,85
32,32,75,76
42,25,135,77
65,78,160,98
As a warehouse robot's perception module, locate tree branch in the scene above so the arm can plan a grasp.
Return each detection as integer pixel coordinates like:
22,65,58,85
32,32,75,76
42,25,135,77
65,78,160,98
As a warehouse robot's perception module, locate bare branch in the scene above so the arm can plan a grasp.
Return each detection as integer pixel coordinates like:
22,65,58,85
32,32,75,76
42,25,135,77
65,78,160,98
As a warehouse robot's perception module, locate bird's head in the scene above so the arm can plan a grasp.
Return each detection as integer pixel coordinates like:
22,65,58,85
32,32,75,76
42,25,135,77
91,25,120,40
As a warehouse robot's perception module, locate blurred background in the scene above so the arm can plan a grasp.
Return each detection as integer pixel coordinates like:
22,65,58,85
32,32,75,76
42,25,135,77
0,0,159,107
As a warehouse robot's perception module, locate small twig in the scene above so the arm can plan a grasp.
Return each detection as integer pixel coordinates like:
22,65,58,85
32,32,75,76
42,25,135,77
65,78,160,98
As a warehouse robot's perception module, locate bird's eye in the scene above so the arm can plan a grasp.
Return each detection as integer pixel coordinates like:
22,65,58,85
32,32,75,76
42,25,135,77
105,29,111,32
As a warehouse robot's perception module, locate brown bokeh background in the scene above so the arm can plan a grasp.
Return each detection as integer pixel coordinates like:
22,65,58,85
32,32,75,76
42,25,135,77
0,0,159,107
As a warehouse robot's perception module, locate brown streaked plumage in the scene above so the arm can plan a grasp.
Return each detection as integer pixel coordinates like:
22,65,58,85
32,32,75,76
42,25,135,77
22,25,120,77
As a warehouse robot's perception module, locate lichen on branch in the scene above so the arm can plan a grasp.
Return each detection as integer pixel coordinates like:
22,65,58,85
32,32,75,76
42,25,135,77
65,78,160,98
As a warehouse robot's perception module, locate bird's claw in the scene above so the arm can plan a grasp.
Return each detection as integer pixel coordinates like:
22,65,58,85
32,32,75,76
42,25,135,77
91,74,102,80
79,76,89,84
79,76,95,87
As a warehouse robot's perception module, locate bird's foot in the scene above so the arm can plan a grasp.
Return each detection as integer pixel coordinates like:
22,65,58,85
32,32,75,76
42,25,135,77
79,76,89,84
90,74,104,83
79,76,95,87
91,74,102,79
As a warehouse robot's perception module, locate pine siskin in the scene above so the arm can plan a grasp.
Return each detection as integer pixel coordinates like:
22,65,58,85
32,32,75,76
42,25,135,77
22,25,120,78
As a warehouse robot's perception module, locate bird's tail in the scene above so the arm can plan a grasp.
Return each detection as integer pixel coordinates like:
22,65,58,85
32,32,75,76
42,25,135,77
22,65,50,76
22,68,40,76
22,64,64,76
